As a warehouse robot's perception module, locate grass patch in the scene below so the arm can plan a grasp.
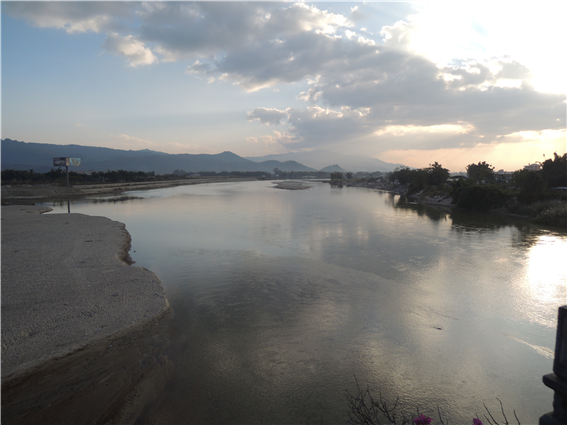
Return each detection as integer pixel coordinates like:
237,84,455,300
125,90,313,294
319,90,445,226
507,200,567,227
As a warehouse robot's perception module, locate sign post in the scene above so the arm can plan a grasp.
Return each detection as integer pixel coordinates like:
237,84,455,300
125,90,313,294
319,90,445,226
52,157,81,187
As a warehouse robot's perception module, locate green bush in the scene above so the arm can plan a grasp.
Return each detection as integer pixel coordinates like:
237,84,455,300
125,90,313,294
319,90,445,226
455,184,510,210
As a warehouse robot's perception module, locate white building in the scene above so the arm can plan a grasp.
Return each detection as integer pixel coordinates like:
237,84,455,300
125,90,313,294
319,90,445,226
523,163,542,172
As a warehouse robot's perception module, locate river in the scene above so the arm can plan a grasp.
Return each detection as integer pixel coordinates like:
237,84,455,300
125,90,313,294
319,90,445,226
44,180,567,424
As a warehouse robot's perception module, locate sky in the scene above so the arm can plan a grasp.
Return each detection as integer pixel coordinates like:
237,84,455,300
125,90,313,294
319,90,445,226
1,1,565,172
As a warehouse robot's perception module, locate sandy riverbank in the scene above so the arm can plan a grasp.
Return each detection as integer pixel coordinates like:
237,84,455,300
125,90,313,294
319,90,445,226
1,205,172,424
273,180,315,190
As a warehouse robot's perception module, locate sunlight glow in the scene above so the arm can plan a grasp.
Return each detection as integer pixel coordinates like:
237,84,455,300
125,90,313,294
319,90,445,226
379,132,567,172
407,1,567,94
374,123,474,137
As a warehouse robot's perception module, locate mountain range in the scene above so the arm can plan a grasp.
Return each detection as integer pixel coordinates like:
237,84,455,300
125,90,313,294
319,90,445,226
246,150,405,172
1,139,404,174
1,139,314,174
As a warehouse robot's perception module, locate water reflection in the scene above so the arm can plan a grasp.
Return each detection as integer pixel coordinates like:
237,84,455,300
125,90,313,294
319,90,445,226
40,181,567,424
393,200,451,223
523,236,567,327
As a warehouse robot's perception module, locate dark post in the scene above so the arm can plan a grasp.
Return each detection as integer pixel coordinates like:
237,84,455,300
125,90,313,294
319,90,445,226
540,305,567,425
66,165,69,187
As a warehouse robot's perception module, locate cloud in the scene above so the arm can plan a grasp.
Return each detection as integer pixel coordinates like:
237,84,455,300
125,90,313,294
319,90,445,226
102,33,158,67
374,124,474,137
183,26,375,91
135,3,352,63
387,1,567,94
109,134,213,154
110,133,156,147
247,108,288,126
250,105,375,151
3,2,133,33
186,60,212,75
6,2,565,161
262,130,302,148
290,49,564,143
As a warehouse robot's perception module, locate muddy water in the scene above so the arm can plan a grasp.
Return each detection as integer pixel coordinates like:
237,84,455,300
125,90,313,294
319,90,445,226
42,181,567,424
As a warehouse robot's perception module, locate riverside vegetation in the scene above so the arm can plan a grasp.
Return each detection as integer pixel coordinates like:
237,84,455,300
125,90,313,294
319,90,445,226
0,168,329,185
330,153,567,227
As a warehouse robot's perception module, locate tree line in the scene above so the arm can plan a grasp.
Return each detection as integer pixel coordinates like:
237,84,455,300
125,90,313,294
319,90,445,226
387,153,567,224
1,168,333,185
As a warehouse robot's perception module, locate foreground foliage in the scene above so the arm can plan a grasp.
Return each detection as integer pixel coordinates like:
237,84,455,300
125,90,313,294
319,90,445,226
345,378,521,425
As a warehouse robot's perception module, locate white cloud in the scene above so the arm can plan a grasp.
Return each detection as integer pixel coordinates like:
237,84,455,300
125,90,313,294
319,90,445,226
248,131,302,149
102,33,158,67
110,134,156,147
247,108,288,126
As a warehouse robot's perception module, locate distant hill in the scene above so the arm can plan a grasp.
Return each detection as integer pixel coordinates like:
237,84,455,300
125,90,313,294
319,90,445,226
319,164,347,173
1,139,316,174
246,149,405,172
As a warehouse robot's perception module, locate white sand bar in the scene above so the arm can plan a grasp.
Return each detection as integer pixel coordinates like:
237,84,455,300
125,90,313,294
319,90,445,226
1,205,170,383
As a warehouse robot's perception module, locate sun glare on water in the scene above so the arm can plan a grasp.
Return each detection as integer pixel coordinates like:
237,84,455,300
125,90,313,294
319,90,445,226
524,235,567,327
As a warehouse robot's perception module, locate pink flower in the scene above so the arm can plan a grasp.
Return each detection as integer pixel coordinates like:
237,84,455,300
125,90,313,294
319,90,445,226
473,419,482,425
414,414,433,425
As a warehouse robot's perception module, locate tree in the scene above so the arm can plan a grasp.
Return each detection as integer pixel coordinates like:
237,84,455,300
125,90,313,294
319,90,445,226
425,162,449,186
407,169,428,194
173,169,187,177
466,161,495,184
346,172,353,180
541,152,567,188
389,167,414,185
455,184,510,210
330,172,343,180
45,167,64,181
514,169,548,204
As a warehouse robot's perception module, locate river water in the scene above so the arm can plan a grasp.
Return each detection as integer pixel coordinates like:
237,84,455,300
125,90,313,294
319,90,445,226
44,180,567,424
